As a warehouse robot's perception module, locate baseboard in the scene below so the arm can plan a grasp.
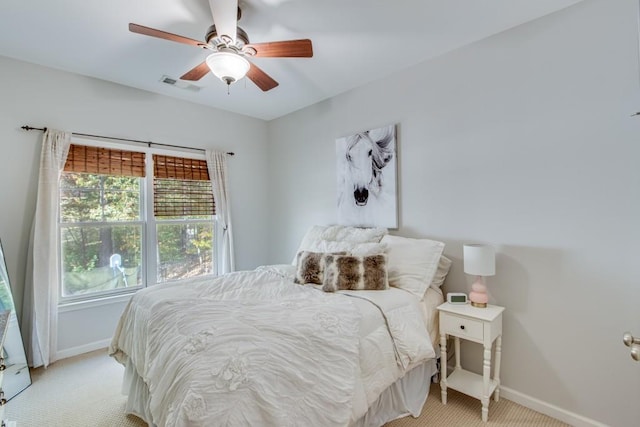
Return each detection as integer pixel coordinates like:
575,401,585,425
55,339,111,361
500,386,609,427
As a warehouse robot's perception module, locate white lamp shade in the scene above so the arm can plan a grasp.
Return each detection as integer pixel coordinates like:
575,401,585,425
463,244,495,276
206,52,250,83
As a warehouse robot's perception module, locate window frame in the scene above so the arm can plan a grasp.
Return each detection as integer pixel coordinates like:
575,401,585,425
58,136,217,305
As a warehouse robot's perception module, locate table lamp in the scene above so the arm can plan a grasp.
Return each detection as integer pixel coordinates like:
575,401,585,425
463,244,495,308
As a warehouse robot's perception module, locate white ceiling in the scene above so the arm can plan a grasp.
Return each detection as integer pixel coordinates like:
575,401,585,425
0,0,583,121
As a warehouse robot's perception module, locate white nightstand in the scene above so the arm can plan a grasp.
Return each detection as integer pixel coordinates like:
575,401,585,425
437,302,505,422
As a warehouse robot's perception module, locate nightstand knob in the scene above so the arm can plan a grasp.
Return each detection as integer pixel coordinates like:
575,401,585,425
460,325,465,330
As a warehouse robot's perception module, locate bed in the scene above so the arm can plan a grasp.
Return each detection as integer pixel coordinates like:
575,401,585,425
109,226,450,427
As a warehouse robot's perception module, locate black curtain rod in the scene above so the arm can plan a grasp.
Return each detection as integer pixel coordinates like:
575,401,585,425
20,125,235,156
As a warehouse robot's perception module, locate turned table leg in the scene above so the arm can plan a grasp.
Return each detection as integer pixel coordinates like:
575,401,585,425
494,335,502,402
440,333,448,404
482,344,492,422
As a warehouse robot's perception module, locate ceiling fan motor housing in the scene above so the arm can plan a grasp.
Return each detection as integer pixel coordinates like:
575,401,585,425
205,25,250,48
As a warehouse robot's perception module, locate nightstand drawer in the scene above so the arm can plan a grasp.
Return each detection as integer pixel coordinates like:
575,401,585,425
441,313,484,341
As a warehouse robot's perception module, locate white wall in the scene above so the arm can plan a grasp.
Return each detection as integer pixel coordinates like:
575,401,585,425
0,55,270,357
267,0,640,426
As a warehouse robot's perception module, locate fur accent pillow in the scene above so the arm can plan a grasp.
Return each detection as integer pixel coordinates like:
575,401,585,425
294,251,346,284
322,254,389,292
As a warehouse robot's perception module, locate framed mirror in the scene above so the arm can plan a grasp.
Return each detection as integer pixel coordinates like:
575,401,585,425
0,239,31,400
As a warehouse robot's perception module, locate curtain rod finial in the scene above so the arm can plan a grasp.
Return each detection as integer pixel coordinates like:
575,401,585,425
21,125,47,132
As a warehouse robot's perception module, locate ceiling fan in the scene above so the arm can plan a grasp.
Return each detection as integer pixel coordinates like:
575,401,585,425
129,0,313,92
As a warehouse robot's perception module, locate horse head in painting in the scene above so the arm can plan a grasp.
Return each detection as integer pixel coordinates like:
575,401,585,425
344,127,394,206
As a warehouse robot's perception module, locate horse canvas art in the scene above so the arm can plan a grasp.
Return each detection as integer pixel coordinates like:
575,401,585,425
336,124,397,228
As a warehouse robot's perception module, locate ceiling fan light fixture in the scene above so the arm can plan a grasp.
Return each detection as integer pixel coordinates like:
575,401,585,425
206,52,250,86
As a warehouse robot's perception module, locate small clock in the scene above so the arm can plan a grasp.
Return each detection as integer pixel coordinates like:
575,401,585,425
447,293,468,304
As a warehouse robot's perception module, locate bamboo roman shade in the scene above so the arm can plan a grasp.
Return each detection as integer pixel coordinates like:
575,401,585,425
153,154,215,217
63,144,146,177
153,155,211,180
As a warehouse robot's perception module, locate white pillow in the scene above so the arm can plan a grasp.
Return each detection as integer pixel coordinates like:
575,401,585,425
431,255,452,289
320,225,387,243
381,234,445,299
308,240,387,257
292,225,387,264
292,225,329,264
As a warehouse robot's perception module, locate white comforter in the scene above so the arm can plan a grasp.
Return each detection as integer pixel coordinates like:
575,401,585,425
109,266,435,427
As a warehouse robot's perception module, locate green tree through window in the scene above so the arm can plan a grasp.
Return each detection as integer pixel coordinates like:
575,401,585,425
59,144,215,302
60,173,143,298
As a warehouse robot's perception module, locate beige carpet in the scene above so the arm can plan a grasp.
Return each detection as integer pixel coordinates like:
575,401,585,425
7,349,569,427
386,386,570,427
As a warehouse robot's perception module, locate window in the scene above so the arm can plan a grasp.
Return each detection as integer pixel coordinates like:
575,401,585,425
153,155,215,283
59,143,215,302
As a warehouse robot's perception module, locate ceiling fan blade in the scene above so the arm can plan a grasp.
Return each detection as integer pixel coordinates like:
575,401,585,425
246,62,279,92
129,23,206,48
208,0,238,43
247,39,313,58
180,62,210,81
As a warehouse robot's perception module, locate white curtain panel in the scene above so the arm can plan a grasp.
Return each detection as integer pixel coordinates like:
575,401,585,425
206,150,235,274
22,129,71,368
